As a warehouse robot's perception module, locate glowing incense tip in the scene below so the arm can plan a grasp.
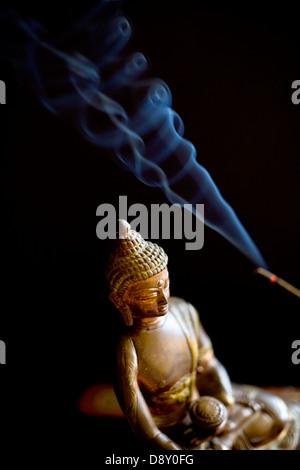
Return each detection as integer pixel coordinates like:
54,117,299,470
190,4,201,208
254,267,300,299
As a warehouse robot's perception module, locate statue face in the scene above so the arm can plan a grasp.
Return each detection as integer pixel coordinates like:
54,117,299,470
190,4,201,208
124,268,170,321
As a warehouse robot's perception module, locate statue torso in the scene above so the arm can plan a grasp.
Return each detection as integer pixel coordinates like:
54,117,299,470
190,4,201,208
133,309,193,395
125,297,202,427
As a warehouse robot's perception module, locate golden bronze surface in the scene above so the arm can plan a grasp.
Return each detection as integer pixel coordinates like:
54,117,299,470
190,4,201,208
107,220,300,450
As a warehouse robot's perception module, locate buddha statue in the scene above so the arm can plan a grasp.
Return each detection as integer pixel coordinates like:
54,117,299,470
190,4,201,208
106,220,300,450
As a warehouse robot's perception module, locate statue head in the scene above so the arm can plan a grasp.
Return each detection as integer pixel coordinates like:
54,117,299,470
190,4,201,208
106,220,169,326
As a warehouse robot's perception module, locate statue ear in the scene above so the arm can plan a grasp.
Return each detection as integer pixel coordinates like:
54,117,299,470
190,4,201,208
109,292,133,327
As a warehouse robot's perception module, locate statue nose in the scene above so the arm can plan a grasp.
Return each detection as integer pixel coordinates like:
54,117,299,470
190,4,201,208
158,289,168,305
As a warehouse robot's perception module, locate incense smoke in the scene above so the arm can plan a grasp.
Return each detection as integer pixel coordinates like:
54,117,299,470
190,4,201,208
2,0,267,267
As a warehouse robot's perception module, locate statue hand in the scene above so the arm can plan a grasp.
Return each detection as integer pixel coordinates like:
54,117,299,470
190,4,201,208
151,431,181,450
216,390,235,408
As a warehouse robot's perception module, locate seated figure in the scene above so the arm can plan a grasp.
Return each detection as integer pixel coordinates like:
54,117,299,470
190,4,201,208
106,220,300,450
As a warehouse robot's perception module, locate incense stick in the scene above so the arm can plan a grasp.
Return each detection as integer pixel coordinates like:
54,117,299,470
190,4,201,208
254,267,300,299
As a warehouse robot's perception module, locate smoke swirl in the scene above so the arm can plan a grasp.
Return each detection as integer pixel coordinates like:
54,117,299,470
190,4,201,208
1,0,267,267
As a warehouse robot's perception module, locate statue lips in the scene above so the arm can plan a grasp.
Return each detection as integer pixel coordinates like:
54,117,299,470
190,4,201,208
158,304,168,315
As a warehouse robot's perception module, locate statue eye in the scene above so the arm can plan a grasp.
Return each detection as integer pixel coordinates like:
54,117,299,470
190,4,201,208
136,292,158,301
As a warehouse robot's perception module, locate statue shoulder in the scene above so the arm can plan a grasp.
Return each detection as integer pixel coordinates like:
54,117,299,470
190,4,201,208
169,296,201,327
169,297,212,352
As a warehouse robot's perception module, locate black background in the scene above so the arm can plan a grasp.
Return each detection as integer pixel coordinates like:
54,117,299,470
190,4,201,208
0,0,299,457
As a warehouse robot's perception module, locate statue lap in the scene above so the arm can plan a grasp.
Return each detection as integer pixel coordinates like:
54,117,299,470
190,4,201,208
119,297,300,450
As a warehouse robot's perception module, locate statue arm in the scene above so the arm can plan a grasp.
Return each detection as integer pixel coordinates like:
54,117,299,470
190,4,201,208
196,355,235,407
189,303,234,406
115,335,181,450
